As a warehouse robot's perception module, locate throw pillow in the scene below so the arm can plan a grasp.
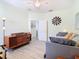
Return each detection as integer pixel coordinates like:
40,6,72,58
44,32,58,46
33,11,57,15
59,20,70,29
64,32,74,40
56,56,65,59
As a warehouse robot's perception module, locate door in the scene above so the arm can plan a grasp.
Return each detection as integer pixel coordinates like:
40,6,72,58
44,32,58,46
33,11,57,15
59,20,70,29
30,20,48,41
30,20,38,40
38,20,48,41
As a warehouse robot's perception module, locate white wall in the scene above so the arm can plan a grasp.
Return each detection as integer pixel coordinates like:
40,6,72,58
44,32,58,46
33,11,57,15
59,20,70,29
27,0,79,41
28,3,78,41
0,0,79,43
38,1,79,40
2,1,29,35
28,9,76,41
73,0,79,33
0,1,29,44
45,9,75,37
42,0,79,40
28,12,48,41
0,1,5,45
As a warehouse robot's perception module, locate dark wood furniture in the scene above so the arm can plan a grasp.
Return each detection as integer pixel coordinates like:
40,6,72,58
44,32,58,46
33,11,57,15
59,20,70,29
75,55,79,59
4,32,31,48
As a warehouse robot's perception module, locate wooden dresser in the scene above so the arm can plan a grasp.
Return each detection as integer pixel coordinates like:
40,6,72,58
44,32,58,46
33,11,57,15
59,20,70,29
4,33,31,48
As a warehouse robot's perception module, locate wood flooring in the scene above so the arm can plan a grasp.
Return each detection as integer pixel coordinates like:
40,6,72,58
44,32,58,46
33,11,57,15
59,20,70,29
6,40,45,59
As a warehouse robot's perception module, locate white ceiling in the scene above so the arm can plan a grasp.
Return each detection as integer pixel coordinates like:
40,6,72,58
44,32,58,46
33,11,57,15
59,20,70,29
3,0,74,12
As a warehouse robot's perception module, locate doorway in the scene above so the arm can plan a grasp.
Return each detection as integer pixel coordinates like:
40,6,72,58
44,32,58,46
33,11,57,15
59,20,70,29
30,20,38,40
30,20,48,41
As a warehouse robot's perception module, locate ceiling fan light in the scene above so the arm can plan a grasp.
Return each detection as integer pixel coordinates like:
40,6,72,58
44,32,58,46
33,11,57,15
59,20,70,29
35,0,40,7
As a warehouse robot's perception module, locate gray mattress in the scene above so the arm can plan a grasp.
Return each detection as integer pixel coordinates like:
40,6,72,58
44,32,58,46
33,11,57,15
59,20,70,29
46,42,79,59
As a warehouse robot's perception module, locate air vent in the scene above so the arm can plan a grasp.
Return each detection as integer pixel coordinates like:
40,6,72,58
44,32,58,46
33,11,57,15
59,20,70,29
48,9,53,12
28,8,32,11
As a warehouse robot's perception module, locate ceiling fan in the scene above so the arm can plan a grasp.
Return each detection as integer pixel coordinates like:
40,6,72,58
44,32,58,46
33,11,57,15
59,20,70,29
33,0,42,7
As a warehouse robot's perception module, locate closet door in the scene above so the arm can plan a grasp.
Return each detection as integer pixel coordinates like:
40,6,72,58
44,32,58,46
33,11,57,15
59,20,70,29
38,20,48,41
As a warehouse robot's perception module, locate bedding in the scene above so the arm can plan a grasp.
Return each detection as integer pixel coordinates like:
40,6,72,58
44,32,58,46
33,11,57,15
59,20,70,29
72,34,79,47
49,32,77,46
72,34,79,41
49,37,65,44
56,32,68,37
56,32,75,40
49,37,76,46
64,32,75,40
